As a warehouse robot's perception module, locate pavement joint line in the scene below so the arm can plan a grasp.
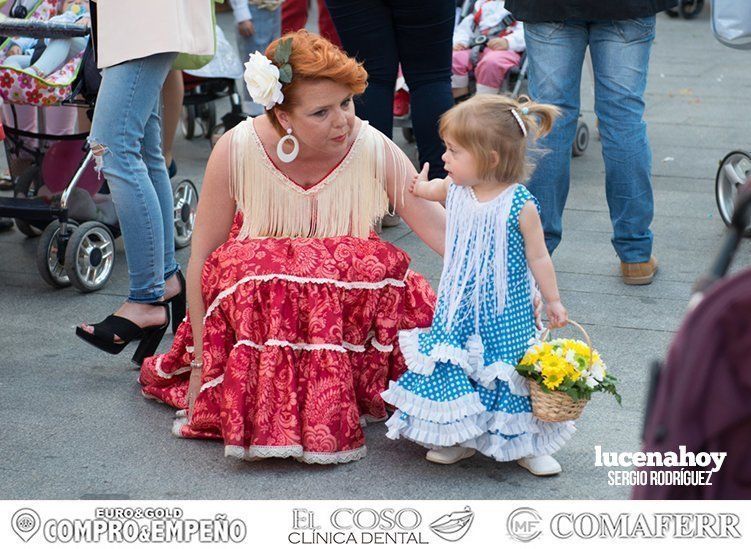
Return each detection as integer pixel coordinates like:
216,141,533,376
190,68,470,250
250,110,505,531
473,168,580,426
558,287,690,303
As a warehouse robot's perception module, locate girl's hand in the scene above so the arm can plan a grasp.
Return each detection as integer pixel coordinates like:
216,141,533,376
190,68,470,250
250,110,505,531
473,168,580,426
453,43,468,51
533,294,543,330
546,300,568,329
187,368,201,421
409,162,430,196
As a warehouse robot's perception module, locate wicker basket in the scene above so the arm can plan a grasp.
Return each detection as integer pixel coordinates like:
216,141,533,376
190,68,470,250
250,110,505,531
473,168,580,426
528,320,592,422
530,380,589,421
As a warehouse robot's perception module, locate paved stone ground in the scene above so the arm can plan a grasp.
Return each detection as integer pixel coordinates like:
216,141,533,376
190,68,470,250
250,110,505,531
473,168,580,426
1,8,750,500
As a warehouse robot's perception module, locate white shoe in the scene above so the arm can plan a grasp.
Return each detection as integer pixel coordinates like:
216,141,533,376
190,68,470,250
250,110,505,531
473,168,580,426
426,446,476,465
517,455,562,476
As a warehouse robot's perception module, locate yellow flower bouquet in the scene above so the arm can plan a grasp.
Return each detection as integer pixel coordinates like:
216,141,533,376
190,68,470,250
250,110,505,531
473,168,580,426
516,320,621,422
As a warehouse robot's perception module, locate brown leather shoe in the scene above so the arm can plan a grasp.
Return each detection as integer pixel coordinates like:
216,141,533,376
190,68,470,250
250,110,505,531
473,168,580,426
621,255,658,285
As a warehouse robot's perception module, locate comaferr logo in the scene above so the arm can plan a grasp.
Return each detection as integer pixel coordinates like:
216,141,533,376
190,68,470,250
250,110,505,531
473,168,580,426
550,513,741,539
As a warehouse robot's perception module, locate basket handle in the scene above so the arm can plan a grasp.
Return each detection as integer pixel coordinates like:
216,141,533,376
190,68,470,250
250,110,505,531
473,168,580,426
540,320,594,366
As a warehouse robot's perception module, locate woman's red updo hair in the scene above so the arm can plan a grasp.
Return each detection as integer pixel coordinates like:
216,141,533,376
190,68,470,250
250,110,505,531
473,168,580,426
265,30,368,135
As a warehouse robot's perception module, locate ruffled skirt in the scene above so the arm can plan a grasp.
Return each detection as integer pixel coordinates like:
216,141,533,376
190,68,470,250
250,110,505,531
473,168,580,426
382,329,576,462
140,232,436,464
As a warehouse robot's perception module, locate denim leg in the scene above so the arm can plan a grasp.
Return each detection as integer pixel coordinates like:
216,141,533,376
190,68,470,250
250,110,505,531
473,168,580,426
325,0,399,138
524,22,588,254
236,5,282,114
89,51,177,303
390,0,455,179
589,18,655,263
142,97,178,281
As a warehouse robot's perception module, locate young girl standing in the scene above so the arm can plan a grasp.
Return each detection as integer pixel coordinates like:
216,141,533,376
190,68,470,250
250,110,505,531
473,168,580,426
383,94,575,476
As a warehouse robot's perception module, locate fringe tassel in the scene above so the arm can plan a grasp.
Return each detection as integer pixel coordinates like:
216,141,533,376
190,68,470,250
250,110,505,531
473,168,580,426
229,120,409,240
436,184,517,331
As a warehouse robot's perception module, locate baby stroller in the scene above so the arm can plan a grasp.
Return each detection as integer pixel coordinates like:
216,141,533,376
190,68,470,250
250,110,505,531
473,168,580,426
634,180,751,499
0,0,198,292
711,0,751,235
395,0,589,157
180,25,247,148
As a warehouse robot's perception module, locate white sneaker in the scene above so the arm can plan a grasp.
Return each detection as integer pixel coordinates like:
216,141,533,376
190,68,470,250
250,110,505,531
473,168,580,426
426,446,476,465
517,455,562,476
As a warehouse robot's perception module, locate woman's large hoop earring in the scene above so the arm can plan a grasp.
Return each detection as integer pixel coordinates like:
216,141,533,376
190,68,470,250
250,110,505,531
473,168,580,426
276,128,299,163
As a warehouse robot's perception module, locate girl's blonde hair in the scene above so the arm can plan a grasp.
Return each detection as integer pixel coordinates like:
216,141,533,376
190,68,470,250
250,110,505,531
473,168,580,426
439,94,559,183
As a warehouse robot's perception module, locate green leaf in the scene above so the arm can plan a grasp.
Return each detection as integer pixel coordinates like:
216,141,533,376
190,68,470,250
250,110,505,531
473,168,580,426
274,37,293,65
278,64,293,84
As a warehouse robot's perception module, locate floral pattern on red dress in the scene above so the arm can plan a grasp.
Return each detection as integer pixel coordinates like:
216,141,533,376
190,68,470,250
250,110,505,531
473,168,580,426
140,215,436,464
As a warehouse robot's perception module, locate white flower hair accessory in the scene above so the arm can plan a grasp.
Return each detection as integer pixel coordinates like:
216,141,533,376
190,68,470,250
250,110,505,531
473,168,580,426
243,38,293,110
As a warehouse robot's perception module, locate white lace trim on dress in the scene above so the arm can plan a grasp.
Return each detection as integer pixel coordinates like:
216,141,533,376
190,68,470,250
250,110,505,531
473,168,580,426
204,272,408,320
223,444,367,464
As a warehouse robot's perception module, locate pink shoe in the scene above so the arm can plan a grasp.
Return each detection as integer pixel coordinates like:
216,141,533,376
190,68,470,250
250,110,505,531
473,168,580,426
393,89,410,117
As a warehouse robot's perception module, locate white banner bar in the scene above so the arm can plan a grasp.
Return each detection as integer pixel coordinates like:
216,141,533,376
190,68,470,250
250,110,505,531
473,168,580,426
2,500,749,548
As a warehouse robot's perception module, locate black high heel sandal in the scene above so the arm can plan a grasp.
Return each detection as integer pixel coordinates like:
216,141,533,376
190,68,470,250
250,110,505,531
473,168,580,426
164,269,186,334
75,303,171,366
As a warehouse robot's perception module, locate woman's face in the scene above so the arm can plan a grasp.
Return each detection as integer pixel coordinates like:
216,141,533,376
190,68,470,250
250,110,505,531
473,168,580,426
276,79,356,158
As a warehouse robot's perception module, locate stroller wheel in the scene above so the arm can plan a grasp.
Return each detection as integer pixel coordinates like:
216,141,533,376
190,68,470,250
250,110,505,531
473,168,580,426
572,120,589,157
36,220,77,289
173,179,198,249
402,126,416,144
15,219,42,238
679,0,704,19
181,105,197,140
715,151,751,235
64,221,116,293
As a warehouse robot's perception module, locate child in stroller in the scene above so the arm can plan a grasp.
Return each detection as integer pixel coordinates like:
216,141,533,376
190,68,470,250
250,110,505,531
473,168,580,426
451,0,525,98
4,0,88,77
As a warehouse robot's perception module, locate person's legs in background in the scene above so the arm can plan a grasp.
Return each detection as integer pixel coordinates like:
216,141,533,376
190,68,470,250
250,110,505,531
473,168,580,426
451,49,472,98
523,21,588,254
282,0,308,34
316,0,341,46
237,4,282,117
161,69,183,177
589,18,656,282
391,0,455,179
325,0,399,139
474,49,521,94
82,51,178,334
142,98,178,285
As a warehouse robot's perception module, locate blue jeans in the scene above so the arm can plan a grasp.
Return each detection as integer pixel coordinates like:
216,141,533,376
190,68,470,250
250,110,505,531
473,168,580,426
89,51,179,303
236,4,281,116
524,18,656,263
325,0,455,179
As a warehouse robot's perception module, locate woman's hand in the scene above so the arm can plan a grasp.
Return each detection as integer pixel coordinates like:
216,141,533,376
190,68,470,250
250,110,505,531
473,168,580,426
187,368,201,421
546,300,568,329
487,38,509,51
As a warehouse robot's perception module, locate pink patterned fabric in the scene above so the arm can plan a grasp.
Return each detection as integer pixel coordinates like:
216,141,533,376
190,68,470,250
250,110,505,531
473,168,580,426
140,214,436,464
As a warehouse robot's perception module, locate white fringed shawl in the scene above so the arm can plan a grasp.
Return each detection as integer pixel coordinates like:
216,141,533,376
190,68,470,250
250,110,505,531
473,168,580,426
437,184,518,331
229,119,407,240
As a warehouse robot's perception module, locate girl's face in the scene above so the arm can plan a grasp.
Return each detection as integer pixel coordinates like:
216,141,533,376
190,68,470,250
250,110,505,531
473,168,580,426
275,79,356,158
441,138,480,186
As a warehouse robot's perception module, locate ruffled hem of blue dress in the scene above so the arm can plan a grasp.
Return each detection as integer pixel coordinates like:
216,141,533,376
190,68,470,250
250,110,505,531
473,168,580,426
397,327,530,395
384,412,577,462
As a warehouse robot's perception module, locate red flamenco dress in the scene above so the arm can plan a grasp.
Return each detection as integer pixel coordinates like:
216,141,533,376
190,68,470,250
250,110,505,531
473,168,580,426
139,119,436,464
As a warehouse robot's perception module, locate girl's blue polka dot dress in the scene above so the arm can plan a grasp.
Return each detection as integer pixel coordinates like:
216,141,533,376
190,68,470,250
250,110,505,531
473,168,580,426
383,183,576,461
